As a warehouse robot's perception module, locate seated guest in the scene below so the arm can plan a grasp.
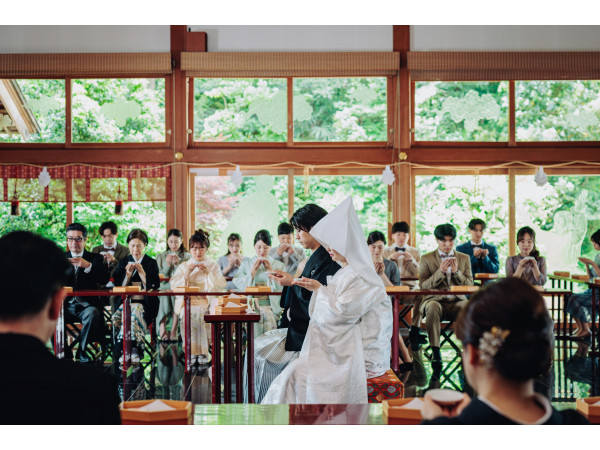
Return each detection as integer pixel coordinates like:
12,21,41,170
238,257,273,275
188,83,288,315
233,229,285,336
112,229,161,364
0,231,120,424
383,221,424,343
368,230,412,368
506,226,547,287
155,229,191,341
251,204,340,403
270,222,306,275
419,223,473,366
567,229,600,340
218,233,250,290
422,278,588,425
456,218,500,277
170,229,226,365
262,197,392,404
64,223,109,363
368,231,401,287
91,221,129,281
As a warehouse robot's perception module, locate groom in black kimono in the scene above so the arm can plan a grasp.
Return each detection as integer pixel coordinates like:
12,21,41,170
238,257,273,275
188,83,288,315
246,204,340,403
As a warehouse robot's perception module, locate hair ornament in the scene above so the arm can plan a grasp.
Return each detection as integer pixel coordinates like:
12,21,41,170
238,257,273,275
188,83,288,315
479,326,510,369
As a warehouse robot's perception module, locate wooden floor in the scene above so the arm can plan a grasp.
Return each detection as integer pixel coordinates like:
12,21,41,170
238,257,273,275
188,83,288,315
106,336,599,408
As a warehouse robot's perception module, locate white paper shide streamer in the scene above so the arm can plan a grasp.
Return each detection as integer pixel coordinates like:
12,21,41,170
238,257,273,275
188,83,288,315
231,166,243,187
381,165,395,185
534,166,548,187
38,166,51,188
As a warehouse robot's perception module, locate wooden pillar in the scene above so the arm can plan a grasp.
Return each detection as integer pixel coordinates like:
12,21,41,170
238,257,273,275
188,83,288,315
170,25,190,240
508,169,516,256
287,169,295,219
393,25,411,229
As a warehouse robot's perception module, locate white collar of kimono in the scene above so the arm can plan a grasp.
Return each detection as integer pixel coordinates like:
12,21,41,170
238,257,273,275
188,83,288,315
309,196,384,288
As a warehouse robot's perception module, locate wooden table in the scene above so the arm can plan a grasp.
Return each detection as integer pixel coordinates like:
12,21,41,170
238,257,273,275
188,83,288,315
193,403,387,425
204,310,260,404
586,281,600,357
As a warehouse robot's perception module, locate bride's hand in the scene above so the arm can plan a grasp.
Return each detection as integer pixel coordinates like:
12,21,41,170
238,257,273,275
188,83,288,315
292,277,322,292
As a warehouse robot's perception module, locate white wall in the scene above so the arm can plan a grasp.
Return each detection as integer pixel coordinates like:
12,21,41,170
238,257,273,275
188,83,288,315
412,25,600,51
0,26,170,53
188,25,393,51
3,25,600,54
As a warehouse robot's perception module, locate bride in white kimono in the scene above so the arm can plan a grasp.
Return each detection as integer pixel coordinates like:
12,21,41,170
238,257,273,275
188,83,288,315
262,197,392,404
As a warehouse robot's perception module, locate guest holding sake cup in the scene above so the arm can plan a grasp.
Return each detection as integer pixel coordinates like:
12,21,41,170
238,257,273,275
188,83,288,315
156,229,191,341
218,233,250,290
422,277,588,424
233,229,285,336
505,226,547,287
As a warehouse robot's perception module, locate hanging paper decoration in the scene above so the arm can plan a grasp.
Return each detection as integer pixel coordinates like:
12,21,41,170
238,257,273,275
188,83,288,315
38,166,51,188
303,166,311,195
534,166,548,187
115,188,124,215
381,165,395,185
231,166,243,187
10,195,20,216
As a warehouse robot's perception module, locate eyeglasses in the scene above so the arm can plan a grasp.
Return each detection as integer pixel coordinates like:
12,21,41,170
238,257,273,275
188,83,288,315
67,237,84,243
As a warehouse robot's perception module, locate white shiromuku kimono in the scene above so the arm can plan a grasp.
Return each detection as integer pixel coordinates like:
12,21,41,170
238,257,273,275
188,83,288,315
232,255,284,337
261,196,392,405
169,258,227,358
262,264,390,404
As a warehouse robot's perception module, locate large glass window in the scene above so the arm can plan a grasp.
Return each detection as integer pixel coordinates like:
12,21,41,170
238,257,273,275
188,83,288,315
414,81,509,142
293,77,387,142
73,201,166,258
195,175,288,258
293,175,388,237
0,79,65,143
415,175,509,270
72,78,165,143
516,174,600,277
194,79,287,142
0,202,67,245
516,81,600,141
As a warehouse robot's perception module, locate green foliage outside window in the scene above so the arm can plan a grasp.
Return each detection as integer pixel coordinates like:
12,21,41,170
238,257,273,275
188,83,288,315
415,81,509,141
517,81,600,141
72,78,165,143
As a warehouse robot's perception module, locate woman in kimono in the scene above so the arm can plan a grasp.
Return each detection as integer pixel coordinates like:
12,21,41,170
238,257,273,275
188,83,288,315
112,229,161,364
262,197,392,404
169,229,227,365
233,229,284,336
217,233,250,290
155,229,191,341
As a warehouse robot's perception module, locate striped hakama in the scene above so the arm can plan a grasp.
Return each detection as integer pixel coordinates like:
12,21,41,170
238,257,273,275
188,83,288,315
243,328,299,403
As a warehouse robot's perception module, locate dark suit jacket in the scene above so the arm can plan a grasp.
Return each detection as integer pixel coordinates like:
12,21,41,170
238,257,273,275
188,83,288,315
65,250,110,309
282,245,340,352
421,397,588,425
113,254,161,324
92,242,130,278
455,240,500,276
0,333,121,425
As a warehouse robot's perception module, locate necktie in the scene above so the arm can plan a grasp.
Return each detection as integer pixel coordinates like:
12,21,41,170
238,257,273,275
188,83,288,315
103,247,114,252
472,244,483,249
395,247,406,252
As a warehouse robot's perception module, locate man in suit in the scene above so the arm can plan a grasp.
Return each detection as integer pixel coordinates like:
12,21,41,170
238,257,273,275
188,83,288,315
419,223,473,367
383,221,424,343
455,218,500,277
92,221,129,313
65,223,109,363
92,221,130,280
0,231,120,424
